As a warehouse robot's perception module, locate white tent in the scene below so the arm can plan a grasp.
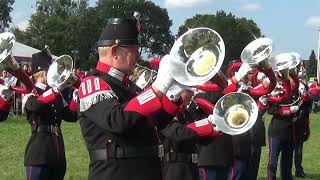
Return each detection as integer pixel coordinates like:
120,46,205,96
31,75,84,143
12,42,57,64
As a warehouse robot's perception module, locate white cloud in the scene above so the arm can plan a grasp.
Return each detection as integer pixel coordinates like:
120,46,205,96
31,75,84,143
240,3,262,12
164,0,210,8
305,16,320,28
10,11,30,30
16,20,29,30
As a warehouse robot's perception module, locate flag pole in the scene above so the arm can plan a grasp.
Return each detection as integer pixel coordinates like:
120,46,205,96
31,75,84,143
317,28,320,80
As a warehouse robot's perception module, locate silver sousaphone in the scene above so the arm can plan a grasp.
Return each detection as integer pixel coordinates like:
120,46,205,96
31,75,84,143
169,27,225,86
212,92,258,135
47,55,78,88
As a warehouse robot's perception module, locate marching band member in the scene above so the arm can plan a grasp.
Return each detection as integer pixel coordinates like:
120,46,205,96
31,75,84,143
22,50,78,180
194,91,233,180
228,67,253,180
162,89,200,180
267,74,300,180
77,16,186,180
225,62,276,180
309,78,320,112
162,86,225,180
0,79,15,122
293,74,312,178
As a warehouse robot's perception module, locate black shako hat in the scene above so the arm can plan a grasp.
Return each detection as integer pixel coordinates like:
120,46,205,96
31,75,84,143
31,50,52,74
97,18,141,47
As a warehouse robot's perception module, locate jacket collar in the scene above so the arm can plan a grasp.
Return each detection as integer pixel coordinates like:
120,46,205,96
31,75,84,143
96,61,128,85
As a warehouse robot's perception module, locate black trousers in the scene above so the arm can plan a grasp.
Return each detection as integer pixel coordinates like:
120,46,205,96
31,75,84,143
0,110,9,122
248,145,262,180
267,136,294,180
164,162,198,180
294,140,305,174
25,164,66,180
199,166,229,180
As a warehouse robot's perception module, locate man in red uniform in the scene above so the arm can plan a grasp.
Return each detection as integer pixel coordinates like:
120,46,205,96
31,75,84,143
77,14,211,180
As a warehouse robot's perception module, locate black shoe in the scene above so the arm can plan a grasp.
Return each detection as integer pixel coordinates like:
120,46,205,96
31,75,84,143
295,172,306,178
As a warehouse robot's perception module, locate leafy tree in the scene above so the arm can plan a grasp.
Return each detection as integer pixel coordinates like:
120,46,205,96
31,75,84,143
96,0,174,58
177,11,262,71
11,0,101,69
12,0,173,70
306,50,317,78
0,0,15,32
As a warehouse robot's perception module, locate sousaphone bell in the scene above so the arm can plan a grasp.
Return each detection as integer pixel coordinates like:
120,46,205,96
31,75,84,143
47,55,80,89
212,92,258,135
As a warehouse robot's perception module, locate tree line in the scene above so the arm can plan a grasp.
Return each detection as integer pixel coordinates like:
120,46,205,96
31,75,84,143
0,0,317,77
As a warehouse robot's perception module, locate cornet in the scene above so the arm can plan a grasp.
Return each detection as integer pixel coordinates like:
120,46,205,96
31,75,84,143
0,32,33,93
47,55,80,89
267,53,297,103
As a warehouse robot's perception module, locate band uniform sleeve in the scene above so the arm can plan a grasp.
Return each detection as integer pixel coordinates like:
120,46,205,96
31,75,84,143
22,89,59,113
223,78,238,94
78,77,163,133
161,120,198,142
62,95,78,122
186,118,215,137
0,96,13,112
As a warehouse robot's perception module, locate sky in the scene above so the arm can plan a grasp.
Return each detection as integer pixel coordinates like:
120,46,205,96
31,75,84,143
10,0,320,59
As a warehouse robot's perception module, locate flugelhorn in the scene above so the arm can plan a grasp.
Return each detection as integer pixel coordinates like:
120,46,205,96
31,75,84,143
169,27,225,87
212,92,258,135
288,52,301,92
267,53,296,103
0,32,33,93
47,55,80,89
240,38,276,96
241,38,273,68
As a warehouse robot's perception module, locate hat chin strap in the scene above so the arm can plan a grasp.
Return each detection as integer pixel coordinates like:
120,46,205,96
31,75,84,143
97,39,139,47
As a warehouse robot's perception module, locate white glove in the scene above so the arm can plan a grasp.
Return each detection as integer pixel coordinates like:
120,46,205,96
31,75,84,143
166,82,189,102
234,63,252,82
152,55,174,94
207,114,220,131
136,71,148,89
290,106,299,114
0,84,13,101
72,89,78,102
258,95,268,106
238,83,252,92
6,77,17,87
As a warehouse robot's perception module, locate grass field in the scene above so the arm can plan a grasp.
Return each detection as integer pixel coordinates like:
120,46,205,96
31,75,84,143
0,114,319,180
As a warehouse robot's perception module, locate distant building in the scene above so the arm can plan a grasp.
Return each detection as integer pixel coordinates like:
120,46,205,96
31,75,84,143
12,42,57,65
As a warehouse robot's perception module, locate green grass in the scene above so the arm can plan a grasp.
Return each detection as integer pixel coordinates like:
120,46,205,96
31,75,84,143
0,114,319,179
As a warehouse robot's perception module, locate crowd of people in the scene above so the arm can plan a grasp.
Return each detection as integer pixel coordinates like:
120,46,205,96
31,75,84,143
0,12,319,180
